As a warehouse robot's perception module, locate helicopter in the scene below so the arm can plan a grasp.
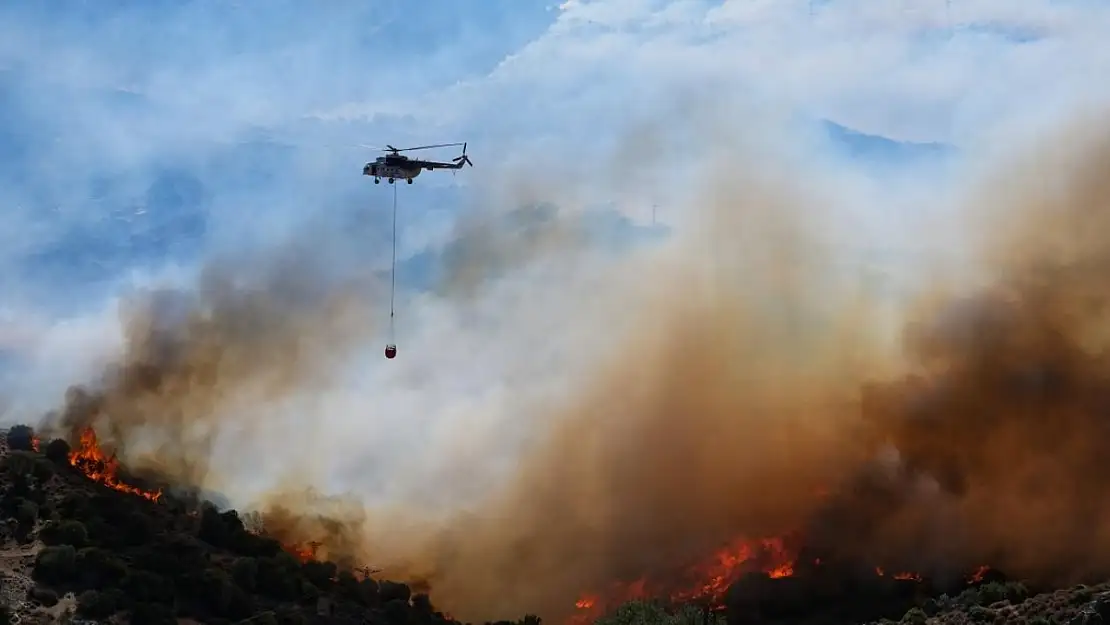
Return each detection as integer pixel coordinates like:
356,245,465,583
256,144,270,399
362,142,473,184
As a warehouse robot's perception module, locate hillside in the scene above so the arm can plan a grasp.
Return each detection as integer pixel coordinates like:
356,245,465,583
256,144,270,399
0,423,537,625
2,419,1110,625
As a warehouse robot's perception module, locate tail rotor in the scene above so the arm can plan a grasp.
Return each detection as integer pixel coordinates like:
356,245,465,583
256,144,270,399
452,142,473,168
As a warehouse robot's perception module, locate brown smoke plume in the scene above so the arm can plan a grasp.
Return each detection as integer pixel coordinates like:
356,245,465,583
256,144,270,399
345,110,1110,622
38,238,380,491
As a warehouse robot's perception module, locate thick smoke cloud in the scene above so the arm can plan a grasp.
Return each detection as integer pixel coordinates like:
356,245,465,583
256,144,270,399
31,104,1110,624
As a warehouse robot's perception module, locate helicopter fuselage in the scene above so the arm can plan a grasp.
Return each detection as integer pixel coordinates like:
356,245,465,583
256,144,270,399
363,161,422,183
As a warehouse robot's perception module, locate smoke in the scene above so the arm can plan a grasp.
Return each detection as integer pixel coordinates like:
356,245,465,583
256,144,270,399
345,107,1110,622
23,96,1110,624
38,237,381,492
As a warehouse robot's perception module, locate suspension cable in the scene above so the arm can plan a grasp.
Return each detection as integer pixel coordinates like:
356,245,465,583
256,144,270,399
389,181,398,342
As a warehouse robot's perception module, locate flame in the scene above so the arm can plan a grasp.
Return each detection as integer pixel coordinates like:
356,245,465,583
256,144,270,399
286,540,324,563
31,436,40,452
875,567,922,581
969,565,991,583
569,536,798,624
67,427,162,502
569,534,948,623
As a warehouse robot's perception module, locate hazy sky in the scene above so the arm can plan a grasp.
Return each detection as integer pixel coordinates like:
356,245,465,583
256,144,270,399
1,0,1108,505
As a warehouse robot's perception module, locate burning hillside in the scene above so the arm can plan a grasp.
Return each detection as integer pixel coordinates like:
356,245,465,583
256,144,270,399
10,113,1110,625
66,426,163,502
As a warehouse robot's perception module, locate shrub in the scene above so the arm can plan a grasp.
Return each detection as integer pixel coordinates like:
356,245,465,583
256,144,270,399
32,458,54,482
75,547,128,586
3,451,36,477
230,557,258,592
901,607,928,625
302,560,337,590
57,492,90,520
594,600,701,625
39,520,88,548
357,577,380,606
5,425,36,452
130,601,176,625
15,499,38,527
44,438,71,465
968,606,996,623
0,602,11,625
256,556,302,601
33,544,77,585
77,589,121,618
120,510,155,546
380,580,412,604
121,569,174,605
27,586,59,607
412,593,434,613
199,569,255,620
976,581,1028,606
275,605,307,625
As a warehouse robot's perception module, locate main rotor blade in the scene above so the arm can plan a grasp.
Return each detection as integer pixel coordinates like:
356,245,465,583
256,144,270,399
391,142,466,153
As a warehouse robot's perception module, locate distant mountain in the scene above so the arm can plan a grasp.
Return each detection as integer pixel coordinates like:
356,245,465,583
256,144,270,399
820,119,956,165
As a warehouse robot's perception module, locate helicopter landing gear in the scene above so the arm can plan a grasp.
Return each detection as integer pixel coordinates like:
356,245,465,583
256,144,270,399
374,178,380,184
388,178,395,184
407,178,413,184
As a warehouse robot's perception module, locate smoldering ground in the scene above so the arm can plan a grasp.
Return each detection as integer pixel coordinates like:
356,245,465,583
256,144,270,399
25,106,1110,624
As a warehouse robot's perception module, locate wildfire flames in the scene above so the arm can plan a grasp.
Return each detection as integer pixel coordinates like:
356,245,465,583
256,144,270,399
66,427,162,502
569,536,796,623
286,540,324,563
569,534,994,623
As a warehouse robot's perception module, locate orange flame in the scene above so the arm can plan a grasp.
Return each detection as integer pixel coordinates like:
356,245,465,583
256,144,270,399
286,540,324,563
569,535,940,623
67,427,162,502
569,536,798,624
968,565,991,583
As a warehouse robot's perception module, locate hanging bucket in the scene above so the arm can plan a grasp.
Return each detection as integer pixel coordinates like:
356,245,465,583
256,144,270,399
384,344,397,359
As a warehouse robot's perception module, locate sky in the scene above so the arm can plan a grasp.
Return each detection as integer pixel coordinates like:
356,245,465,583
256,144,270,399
1,0,1109,506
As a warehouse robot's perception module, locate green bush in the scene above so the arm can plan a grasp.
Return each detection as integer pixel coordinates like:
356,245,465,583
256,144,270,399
0,601,11,625
130,601,176,625
121,569,174,605
256,556,302,601
981,581,1028,605
379,580,412,604
199,569,255,620
75,547,128,586
230,557,258,592
32,458,54,482
3,451,37,477
248,611,280,625
901,607,928,625
595,600,722,625
274,605,307,625
57,492,90,520
5,425,36,452
39,520,88,548
27,586,59,607
44,438,71,465
77,589,121,618
33,544,77,585
15,499,38,527
302,560,337,590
